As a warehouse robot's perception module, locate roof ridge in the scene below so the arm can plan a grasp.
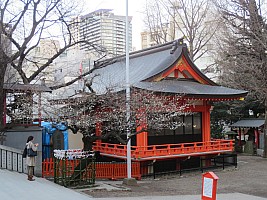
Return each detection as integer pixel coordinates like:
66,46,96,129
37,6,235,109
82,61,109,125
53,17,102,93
94,39,186,68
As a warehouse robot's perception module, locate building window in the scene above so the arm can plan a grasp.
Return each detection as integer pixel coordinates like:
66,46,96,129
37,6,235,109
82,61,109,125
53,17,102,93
175,123,184,135
193,113,201,134
148,112,202,136
184,115,193,134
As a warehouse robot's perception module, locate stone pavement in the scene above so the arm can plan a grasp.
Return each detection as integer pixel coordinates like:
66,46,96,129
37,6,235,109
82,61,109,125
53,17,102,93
95,194,267,200
0,169,266,200
0,169,92,200
86,181,267,200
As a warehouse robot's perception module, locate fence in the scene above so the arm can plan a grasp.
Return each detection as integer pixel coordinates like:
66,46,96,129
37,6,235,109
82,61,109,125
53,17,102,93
143,153,237,179
43,158,141,180
0,145,27,173
54,156,95,187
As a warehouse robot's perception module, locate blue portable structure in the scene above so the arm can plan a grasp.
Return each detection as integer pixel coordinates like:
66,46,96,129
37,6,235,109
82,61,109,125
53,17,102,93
42,121,69,160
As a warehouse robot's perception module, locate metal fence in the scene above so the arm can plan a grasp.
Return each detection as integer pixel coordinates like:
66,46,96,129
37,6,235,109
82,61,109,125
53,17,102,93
143,153,237,179
0,145,27,173
54,156,96,187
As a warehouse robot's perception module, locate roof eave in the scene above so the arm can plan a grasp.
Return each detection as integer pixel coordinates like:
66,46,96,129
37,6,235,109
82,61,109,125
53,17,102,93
184,92,248,100
3,83,52,93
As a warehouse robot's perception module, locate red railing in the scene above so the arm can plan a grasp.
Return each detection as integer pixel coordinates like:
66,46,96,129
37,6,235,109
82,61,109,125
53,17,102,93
42,158,141,180
93,140,234,160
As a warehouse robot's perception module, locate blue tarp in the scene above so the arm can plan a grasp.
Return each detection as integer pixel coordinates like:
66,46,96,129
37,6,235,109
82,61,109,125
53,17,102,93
42,121,68,160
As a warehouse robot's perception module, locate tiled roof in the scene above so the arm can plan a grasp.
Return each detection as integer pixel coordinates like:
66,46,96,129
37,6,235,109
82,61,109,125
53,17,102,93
134,80,247,98
3,83,52,92
90,39,247,99
230,119,265,128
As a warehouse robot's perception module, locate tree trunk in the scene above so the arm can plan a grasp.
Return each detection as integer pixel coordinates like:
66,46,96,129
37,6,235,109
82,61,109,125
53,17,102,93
82,136,96,151
0,84,4,130
83,139,92,151
0,63,7,130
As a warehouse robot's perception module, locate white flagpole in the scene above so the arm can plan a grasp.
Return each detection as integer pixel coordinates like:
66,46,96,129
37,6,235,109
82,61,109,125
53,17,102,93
125,0,131,179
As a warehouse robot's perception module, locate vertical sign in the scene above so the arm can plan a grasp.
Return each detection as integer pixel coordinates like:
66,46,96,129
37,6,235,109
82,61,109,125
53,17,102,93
202,172,219,200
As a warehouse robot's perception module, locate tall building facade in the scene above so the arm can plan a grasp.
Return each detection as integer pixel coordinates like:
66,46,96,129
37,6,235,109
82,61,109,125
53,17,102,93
70,9,133,57
24,39,60,84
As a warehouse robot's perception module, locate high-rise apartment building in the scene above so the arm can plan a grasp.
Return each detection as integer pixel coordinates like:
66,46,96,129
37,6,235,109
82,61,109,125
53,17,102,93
24,39,60,84
70,9,132,57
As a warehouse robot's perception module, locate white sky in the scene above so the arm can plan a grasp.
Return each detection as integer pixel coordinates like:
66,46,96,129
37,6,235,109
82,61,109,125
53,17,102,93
84,0,146,50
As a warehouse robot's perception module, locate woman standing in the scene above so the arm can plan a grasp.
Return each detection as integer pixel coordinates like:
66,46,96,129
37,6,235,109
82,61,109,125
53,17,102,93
26,136,38,181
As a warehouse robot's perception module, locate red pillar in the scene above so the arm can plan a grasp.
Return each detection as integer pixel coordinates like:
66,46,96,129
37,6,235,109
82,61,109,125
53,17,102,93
202,101,211,142
136,109,148,147
255,128,259,149
136,125,148,147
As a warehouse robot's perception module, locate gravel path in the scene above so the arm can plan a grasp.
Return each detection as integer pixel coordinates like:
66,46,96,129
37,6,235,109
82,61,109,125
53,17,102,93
83,155,267,198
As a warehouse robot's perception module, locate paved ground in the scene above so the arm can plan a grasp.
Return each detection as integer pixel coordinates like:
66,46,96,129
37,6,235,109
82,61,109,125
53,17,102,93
95,194,267,200
0,169,92,200
1,155,267,200
0,170,266,200
83,155,267,198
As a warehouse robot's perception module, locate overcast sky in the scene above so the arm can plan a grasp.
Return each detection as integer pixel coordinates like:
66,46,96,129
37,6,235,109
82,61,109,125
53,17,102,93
84,0,146,50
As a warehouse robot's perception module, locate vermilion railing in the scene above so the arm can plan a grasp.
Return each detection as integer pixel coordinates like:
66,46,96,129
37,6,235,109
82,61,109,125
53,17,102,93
42,158,141,180
93,140,234,160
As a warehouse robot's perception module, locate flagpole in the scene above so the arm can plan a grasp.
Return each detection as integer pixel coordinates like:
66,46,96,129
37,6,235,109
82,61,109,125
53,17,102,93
125,0,131,179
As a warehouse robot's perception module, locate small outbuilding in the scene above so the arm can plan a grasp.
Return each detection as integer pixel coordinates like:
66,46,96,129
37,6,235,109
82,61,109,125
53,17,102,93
230,119,265,156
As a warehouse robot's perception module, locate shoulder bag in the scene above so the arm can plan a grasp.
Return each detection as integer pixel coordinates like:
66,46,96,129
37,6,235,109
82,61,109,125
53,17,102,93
27,148,37,157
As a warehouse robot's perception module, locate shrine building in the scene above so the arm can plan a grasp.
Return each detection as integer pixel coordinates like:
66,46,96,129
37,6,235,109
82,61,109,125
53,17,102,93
88,39,248,175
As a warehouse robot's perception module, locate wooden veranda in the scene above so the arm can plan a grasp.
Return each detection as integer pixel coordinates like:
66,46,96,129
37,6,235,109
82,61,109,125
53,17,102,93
93,140,234,161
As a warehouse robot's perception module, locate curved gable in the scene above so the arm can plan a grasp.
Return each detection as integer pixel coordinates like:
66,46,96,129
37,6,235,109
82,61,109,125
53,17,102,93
144,47,217,86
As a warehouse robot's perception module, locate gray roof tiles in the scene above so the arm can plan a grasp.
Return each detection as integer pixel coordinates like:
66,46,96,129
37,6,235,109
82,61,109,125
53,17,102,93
3,83,52,93
230,119,265,128
91,45,175,93
134,80,247,98
91,39,247,98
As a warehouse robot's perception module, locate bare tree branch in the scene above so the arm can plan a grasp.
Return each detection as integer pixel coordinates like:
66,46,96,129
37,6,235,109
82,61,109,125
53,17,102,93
143,0,220,62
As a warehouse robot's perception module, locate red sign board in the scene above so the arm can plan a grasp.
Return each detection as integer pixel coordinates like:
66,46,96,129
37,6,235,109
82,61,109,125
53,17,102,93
202,172,219,200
